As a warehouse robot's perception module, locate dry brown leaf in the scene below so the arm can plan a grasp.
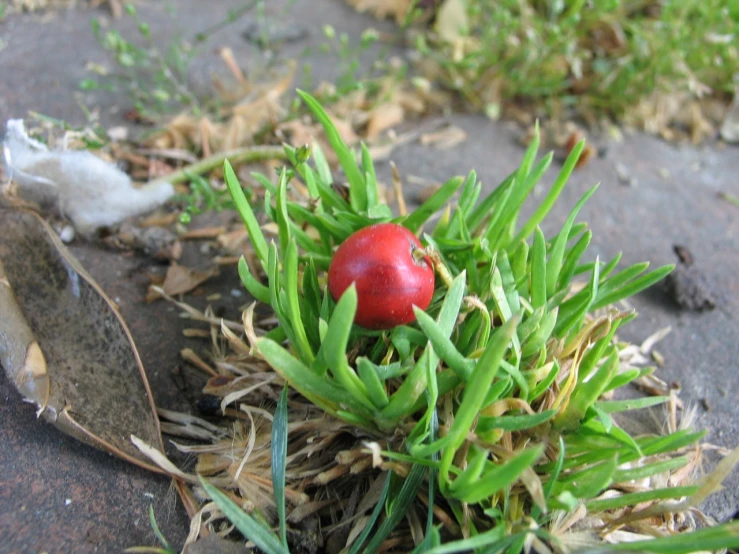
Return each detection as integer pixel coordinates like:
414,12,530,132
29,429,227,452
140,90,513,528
564,130,597,169
138,211,181,227
147,262,219,302
344,0,412,23
419,125,467,149
623,91,725,143
0,208,164,472
181,226,227,240
365,103,405,140
217,229,249,254
146,66,295,153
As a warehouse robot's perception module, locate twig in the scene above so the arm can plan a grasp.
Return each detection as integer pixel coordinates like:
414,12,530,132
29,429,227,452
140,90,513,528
148,145,288,187
390,161,408,216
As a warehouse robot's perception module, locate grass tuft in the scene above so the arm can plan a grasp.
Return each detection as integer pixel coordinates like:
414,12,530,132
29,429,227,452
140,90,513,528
183,90,738,552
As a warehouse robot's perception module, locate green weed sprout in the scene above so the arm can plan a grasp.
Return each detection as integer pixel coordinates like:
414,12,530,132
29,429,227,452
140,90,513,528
201,89,739,552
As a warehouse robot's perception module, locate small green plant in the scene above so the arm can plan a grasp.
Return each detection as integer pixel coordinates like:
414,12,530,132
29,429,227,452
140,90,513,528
198,90,739,552
124,505,177,554
174,171,254,225
86,2,264,117
301,23,391,100
88,3,200,116
408,0,739,124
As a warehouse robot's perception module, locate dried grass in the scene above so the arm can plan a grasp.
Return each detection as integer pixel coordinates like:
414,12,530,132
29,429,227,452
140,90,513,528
142,281,737,552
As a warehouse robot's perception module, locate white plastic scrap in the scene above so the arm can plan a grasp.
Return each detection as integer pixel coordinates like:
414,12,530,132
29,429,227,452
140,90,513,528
3,119,174,235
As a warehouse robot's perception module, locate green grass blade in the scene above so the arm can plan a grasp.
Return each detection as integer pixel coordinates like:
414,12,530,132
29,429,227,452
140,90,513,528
425,527,508,554
547,185,598,296
556,348,619,430
147,505,173,553
510,240,530,296
403,175,465,233
284,239,315,364
425,408,439,540
452,445,544,503
586,485,698,512
446,445,488,495
297,90,366,211
558,230,592,289
361,142,379,209
438,317,518,488
575,320,622,382
237,256,270,304
612,456,689,483
267,243,288,320
531,227,547,309
445,171,479,238
566,455,619,500
224,159,268,266
348,473,392,554
580,417,643,455
555,259,600,337
276,168,291,256
492,153,553,250
640,431,706,457
529,360,560,401
271,386,289,549
363,464,427,554
380,272,467,423
596,396,670,413
604,366,651,393
256,338,346,411
517,123,540,182
512,139,585,245
592,265,674,310
307,164,351,213
356,357,390,409
481,177,516,245
251,171,278,195
477,410,556,433
598,262,651,295
287,202,352,243
199,477,288,554
414,307,474,381
467,171,515,233
605,520,739,553
302,258,322,325
311,139,333,185
315,285,375,410
496,250,522,315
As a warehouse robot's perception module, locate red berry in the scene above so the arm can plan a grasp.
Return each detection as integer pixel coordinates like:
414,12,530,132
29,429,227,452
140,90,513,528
328,223,435,330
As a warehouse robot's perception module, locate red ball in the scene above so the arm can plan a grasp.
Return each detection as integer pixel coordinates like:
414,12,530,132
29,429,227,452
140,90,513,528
328,223,435,330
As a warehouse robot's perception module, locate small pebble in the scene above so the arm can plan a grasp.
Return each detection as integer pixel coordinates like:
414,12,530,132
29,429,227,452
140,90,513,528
58,225,76,243
615,163,638,187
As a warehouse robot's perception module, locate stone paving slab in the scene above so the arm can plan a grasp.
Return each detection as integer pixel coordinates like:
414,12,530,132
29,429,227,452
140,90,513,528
0,2,737,552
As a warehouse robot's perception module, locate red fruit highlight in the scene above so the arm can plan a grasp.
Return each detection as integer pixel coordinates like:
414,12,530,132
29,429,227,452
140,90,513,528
328,223,435,330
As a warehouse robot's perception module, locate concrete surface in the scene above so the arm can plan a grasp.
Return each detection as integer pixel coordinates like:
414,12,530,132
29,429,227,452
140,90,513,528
0,1,737,552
